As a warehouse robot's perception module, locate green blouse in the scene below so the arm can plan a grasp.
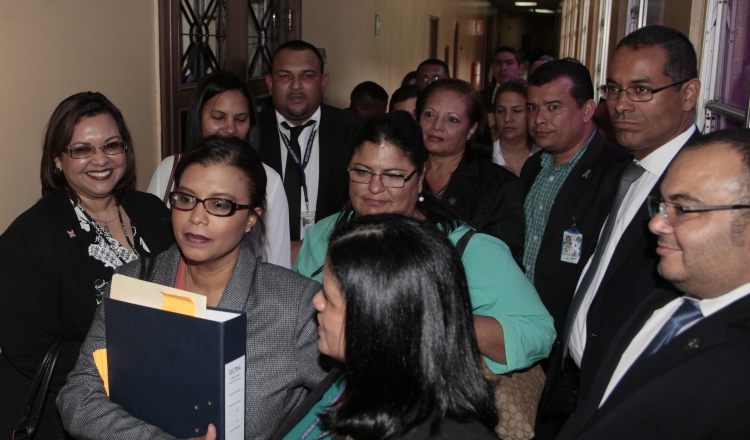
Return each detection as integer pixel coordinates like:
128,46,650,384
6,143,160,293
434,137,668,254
282,374,345,440
293,214,555,374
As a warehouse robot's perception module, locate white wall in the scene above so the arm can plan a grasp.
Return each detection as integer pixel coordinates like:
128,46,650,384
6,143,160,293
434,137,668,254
302,0,496,108
0,1,161,232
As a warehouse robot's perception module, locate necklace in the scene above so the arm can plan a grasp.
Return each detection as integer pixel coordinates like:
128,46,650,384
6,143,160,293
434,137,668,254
434,173,453,200
88,210,119,232
186,271,222,307
501,146,531,172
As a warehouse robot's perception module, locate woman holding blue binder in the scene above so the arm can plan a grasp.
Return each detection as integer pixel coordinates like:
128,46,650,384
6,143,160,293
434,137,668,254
58,136,326,440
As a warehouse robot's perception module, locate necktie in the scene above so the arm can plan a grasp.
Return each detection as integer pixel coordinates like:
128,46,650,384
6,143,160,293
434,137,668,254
281,120,315,241
561,161,646,366
638,298,703,361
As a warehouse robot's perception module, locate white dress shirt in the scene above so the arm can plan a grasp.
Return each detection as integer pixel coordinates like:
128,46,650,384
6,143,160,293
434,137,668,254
568,125,696,367
275,107,321,239
146,155,292,269
599,283,750,406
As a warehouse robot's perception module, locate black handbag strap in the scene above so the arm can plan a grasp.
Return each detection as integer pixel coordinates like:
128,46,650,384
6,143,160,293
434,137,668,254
455,229,476,258
13,338,66,440
138,256,157,282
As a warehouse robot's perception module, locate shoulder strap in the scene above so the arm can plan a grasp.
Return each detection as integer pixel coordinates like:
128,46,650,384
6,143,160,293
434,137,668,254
13,338,65,440
455,229,476,258
162,154,180,205
138,256,157,282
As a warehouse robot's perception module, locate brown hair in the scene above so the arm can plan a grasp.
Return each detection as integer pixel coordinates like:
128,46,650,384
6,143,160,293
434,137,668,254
40,92,136,200
493,78,529,105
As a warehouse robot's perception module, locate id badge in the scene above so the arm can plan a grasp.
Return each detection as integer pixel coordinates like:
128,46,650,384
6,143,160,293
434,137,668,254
300,211,316,240
561,229,583,264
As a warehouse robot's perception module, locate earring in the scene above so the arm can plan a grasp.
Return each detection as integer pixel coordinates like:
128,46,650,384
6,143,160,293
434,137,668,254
55,166,62,173
418,193,424,203
245,227,252,233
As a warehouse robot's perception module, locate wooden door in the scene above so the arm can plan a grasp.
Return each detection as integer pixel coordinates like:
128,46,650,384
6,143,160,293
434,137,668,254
158,0,301,158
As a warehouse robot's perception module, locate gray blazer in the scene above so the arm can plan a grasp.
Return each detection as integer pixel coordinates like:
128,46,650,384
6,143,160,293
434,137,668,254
57,243,326,440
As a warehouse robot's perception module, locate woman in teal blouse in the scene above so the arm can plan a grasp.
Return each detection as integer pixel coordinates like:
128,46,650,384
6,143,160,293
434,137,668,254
294,112,554,374
276,214,499,440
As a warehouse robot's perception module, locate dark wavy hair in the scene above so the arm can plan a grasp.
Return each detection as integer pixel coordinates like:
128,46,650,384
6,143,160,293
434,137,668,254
173,136,267,238
322,214,498,439
333,111,460,235
40,92,136,200
416,79,493,161
183,71,260,151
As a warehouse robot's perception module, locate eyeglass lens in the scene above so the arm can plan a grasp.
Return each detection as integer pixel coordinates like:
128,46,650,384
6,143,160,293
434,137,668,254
68,142,127,159
169,192,236,216
348,169,407,188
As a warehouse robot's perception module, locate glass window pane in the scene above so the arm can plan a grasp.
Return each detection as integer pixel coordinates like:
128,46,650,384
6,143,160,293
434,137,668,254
180,0,227,85
719,0,750,109
248,0,278,79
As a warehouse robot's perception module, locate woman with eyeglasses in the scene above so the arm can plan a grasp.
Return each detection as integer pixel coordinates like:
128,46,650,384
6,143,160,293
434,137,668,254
147,70,291,268
0,92,175,439
294,112,554,376
58,136,325,440
274,214,499,440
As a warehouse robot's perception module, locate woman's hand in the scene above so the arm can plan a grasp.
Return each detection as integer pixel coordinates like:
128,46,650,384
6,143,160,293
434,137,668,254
187,424,216,440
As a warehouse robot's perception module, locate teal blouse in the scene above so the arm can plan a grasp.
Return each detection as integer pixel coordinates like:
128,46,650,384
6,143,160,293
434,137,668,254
282,374,345,440
293,214,556,374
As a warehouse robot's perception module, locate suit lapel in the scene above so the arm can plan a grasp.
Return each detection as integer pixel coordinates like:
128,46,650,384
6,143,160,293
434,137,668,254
543,134,605,243
579,289,676,422
317,105,335,205
598,127,700,289
584,292,750,429
259,111,283,176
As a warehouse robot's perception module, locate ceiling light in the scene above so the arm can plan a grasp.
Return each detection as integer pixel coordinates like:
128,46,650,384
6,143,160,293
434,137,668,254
515,2,537,6
532,8,555,14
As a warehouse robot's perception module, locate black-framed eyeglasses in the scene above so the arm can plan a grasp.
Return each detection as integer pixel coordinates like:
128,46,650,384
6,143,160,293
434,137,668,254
598,79,691,102
416,74,444,85
347,168,418,188
65,142,127,159
647,195,750,226
169,192,251,217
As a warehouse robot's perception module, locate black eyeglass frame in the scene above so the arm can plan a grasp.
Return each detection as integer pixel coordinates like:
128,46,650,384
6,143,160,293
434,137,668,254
64,142,128,159
647,195,750,225
598,79,692,102
169,191,251,217
347,168,419,188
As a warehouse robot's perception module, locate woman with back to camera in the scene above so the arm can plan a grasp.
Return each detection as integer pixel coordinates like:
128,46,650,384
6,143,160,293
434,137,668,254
0,92,175,439
417,79,526,265
492,79,540,176
294,112,555,375
274,214,499,440
147,70,291,268
58,136,325,440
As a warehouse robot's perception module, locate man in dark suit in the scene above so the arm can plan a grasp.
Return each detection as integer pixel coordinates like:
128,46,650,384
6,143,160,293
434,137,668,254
482,46,524,111
562,25,701,412
521,60,630,438
260,40,364,252
557,129,750,439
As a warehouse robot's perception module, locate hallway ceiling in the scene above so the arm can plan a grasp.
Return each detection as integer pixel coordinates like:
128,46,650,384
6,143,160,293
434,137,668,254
489,0,559,13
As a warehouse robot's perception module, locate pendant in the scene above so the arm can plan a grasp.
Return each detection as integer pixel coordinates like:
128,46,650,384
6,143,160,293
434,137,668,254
103,221,109,233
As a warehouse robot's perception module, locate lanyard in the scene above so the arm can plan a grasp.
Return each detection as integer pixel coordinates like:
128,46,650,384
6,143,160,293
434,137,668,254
279,124,317,211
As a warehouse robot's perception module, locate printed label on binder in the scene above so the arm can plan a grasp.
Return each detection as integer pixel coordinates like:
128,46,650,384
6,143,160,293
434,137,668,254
225,355,245,440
